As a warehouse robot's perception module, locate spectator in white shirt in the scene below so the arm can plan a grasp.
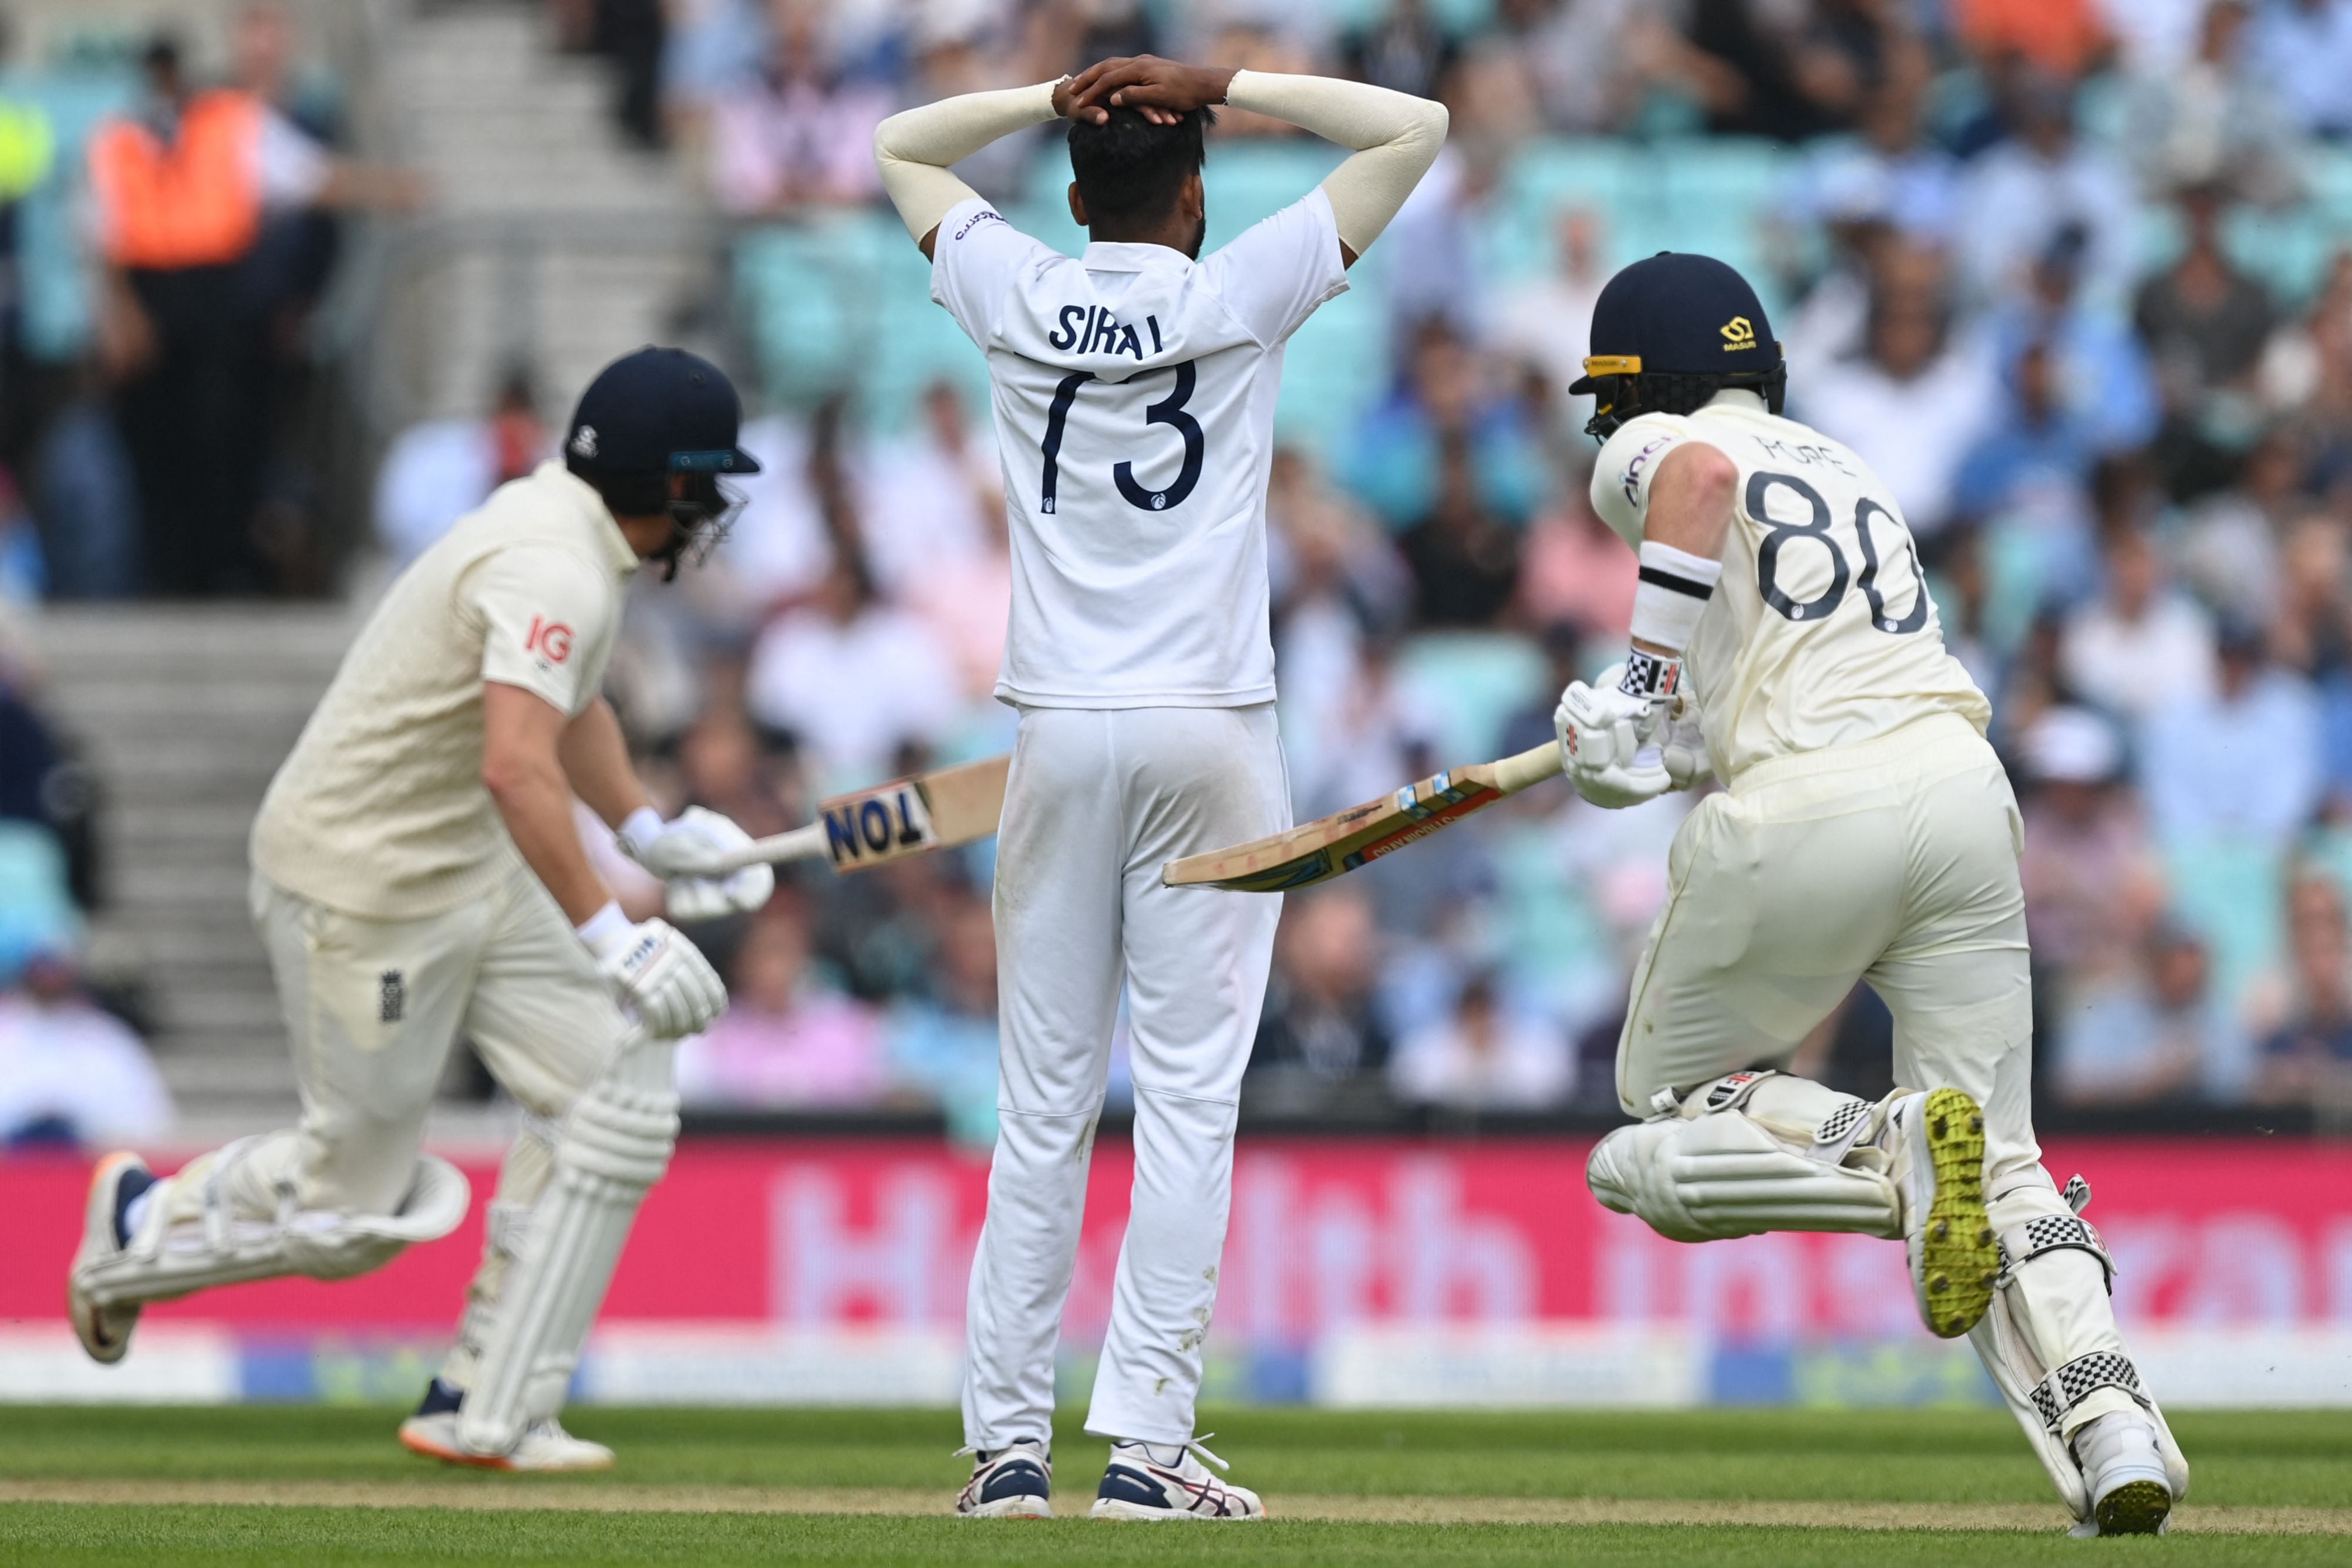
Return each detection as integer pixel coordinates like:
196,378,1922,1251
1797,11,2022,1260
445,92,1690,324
2139,618,2323,846
1952,70,2138,313
857,380,1000,599
1387,972,1572,1113
373,369,547,562
2053,922,2247,1105
1795,246,1997,538
1490,207,1609,430
707,9,892,215
0,952,172,1149
743,553,960,788
2060,526,2219,721
2249,0,2352,139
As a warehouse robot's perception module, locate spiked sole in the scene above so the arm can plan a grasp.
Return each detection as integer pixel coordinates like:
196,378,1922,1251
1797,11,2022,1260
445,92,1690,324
1914,1087,1998,1339
2094,1478,2173,1536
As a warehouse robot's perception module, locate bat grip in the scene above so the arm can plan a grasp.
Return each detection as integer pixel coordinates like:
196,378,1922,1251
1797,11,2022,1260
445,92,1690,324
1493,742,1566,795
712,821,829,874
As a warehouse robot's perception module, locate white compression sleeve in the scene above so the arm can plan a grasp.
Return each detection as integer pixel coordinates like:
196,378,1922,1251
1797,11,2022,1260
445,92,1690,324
1223,70,1447,257
873,80,1062,244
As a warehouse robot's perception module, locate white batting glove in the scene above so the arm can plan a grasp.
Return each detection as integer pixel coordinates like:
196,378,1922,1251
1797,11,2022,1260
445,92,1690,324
1556,665,1673,810
579,909,728,1038
619,806,776,922
1656,696,1713,793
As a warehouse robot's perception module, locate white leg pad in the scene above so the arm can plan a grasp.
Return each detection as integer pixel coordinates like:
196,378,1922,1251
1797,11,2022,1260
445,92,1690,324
1967,1171,2189,1522
76,1138,470,1308
457,1036,677,1457
1586,1073,1901,1242
440,1115,558,1395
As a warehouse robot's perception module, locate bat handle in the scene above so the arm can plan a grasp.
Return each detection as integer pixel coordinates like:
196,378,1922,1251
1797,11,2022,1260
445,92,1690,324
1494,742,1566,794
712,821,830,874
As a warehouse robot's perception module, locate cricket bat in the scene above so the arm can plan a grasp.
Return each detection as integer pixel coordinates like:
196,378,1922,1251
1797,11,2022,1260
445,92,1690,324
1161,744,1562,892
710,754,1010,875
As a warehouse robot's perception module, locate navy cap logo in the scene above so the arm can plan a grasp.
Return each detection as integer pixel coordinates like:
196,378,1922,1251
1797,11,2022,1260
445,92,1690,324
1720,316,1757,351
570,424,598,458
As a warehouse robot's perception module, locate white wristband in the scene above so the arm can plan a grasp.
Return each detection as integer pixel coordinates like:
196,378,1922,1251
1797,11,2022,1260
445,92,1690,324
618,806,665,858
575,901,634,958
1630,540,1724,655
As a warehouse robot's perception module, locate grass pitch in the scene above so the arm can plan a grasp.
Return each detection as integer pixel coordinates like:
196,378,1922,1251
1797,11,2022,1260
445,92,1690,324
3,1405,2348,1565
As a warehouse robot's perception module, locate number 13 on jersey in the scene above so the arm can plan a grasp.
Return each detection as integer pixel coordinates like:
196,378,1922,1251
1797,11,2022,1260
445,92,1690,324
1039,360,1204,515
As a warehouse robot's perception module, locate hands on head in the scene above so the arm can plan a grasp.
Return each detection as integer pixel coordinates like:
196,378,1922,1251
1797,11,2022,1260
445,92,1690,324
1057,56,1235,127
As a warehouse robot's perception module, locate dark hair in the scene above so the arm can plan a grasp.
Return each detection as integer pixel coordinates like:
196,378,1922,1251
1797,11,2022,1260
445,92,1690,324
1067,104,1214,230
1583,363,1785,440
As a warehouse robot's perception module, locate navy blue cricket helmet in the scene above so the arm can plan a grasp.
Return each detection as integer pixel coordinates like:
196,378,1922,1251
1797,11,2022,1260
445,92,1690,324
1567,252,1786,440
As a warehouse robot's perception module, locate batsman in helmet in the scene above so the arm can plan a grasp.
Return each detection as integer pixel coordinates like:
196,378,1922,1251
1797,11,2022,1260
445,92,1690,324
1556,253,2188,1536
67,348,774,1470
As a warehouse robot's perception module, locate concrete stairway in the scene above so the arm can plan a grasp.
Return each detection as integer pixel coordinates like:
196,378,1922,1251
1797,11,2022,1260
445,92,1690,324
374,0,717,426
31,604,364,1125
18,2,717,1139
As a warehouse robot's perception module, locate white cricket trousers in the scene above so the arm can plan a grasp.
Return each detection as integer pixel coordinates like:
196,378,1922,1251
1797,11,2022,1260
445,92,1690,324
963,704,1288,1450
153,865,636,1388
1619,711,2135,1432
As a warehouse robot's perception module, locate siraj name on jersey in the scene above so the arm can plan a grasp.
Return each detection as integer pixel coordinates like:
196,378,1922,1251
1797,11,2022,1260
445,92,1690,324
1048,305,1165,362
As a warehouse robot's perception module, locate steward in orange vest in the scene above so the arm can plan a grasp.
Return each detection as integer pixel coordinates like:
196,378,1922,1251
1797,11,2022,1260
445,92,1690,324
87,87,266,271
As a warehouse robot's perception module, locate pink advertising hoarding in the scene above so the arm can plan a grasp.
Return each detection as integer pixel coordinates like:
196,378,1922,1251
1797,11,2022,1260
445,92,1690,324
8,1138,2351,1338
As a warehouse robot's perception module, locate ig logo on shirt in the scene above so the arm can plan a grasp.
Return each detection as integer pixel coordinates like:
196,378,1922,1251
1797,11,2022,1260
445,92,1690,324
525,616,574,665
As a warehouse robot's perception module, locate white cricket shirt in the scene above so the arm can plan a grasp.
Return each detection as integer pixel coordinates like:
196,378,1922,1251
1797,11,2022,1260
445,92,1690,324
1592,393,1992,783
251,462,636,918
931,189,1348,707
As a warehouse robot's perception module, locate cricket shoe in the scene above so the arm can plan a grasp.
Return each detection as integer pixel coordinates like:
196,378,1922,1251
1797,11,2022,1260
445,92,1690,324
67,1152,156,1364
397,1380,614,1472
1888,1087,1999,1339
955,1439,1052,1518
2070,1411,2174,1537
1091,1435,1265,1521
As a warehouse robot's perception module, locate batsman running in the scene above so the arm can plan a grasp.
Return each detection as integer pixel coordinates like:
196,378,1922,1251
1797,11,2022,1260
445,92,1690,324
1557,254,2187,1536
874,57,1443,1518
67,348,776,1471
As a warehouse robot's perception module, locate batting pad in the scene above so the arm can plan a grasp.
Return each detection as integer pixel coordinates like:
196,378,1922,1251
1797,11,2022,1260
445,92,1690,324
459,1035,678,1456
1967,1171,2189,1522
1586,1074,1900,1242
80,1141,470,1307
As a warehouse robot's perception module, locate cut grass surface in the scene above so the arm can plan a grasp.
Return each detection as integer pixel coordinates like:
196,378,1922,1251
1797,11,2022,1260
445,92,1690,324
3,1406,2346,1507
2,1407,2347,1564
5,1506,2351,1568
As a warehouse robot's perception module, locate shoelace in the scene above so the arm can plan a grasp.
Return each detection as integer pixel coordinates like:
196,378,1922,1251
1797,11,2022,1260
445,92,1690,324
1114,1433,1231,1472
1184,1433,1230,1472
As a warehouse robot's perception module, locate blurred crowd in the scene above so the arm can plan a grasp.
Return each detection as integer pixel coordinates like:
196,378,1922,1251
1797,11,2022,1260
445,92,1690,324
474,0,2352,1135
20,0,2352,1144
0,4,420,603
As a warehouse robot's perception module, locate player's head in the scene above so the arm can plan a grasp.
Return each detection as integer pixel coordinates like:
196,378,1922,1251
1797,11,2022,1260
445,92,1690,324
1569,252,1785,441
564,346,760,579
1066,104,1214,258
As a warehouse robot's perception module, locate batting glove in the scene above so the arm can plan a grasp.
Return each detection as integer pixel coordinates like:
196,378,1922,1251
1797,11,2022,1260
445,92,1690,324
1656,696,1713,793
581,913,728,1038
619,805,776,922
1556,665,1673,810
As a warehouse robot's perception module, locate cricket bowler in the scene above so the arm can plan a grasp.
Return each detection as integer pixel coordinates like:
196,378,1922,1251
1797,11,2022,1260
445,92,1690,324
67,347,776,1471
872,56,1443,1518
1556,252,2188,1535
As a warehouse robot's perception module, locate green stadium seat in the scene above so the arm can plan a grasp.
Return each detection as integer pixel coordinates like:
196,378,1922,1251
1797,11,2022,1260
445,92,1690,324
1393,630,1550,764
2160,838,2287,1011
